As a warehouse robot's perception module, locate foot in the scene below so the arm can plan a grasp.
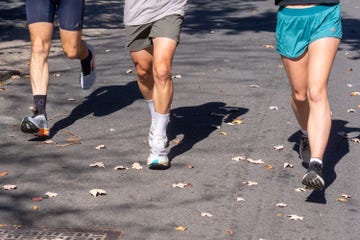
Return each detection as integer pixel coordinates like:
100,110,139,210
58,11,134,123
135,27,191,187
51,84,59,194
299,134,310,167
301,160,325,190
20,114,49,137
148,130,168,148
80,44,96,89
147,135,169,168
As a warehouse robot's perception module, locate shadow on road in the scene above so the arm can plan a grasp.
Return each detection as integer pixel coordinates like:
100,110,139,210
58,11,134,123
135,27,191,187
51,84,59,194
288,119,360,204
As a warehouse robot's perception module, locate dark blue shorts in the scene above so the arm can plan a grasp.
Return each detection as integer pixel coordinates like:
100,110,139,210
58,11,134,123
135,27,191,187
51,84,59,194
26,0,85,31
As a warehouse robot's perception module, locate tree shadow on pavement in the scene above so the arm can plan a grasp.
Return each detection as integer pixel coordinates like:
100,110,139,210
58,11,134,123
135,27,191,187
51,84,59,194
167,102,249,162
288,119,360,204
49,81,142,138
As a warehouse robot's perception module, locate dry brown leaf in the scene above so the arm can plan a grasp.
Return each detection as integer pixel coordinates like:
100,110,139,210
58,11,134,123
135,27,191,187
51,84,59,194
90,162,105,168
67,98,76,102
0,171,8,177
336,197,347,203
269,106,279,111
11,75,20,80
350,91,360,96
220,131,227,136
347,109,356,113
53,73,61,77
172,183,192,188
236,197,246,202
95,144,106,150
295,188,306,192
126,69,133,74
226,229,234,236
263,44,275,49
45,192,58,198
200,212,213,217
89,189,107,197
175,226,187,231
288,215,304,221
265,164,273,170
173,138,182,145
3,184,17,190
247,158,264,164
32,205,39,211
114,166,128,170
172,74,182,79
132,162,143,170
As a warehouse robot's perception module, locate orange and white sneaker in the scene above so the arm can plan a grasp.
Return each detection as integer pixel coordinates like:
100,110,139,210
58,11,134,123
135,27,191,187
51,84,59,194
20,114,49,137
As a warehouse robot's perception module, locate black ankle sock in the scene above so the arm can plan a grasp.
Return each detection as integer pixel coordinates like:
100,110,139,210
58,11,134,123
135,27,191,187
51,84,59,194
81,49,92,75
33,95,47,117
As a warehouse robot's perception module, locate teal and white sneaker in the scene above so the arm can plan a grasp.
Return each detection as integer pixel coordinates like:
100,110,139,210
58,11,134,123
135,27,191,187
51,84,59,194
147,135,169,168
80,44,96,89
20,114,49,137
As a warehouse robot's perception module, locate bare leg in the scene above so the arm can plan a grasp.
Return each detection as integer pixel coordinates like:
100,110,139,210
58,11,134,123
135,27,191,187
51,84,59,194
59,29,88,60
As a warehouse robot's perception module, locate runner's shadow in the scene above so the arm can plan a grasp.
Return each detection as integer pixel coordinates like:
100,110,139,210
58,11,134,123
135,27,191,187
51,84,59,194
167,102,249,162
49,81,141,137
288,119,360,204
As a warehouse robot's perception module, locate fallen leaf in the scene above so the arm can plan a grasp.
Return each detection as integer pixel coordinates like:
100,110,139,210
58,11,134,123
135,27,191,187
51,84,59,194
0,171,8,177
172,183,192,188
105,49,112,53
269,106,279,111
3,184,17,190
201,212,213,217
67,98,76,102
226,229,234,236
45,192,58,198
236,197,246,202
247,158,264,164
220,131,227,136
250,84,260,88
172,74,182,79
276,213,284,217
114,166,128,170
347,109,356,113
273,145,284,151
295,188,306,192
287,215,304,221
32,205,39,211
336,197,347,203
350,91,360,96
53,73,61,77
173,138,182,145
132,162,143,170
276,203,288,208
89,189,107,197
243,181,258,186
95,144,106,150
263,44,275,49
283,162,294,168
232,155,246,161
126,69,132,74
346,84,353,87
227,118,243,125
265,164,273,170
31,196,43,202
90,162,105,168
175,226,187,231
187,164,194,169
11,75,20,80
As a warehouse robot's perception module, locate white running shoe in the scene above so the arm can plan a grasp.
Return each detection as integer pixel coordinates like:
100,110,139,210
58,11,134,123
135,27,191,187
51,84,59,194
147,135,169,168
80,44,96,89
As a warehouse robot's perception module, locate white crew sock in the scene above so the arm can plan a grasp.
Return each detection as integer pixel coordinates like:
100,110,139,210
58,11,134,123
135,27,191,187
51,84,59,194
145,99,156,132
153,112,169,137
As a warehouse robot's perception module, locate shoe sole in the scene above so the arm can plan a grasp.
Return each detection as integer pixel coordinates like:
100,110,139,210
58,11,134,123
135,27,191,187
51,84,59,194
301,171,325,190
20,117,49,137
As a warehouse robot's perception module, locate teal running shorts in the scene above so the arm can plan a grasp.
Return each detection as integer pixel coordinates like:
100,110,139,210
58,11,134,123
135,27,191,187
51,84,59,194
276,4,342,59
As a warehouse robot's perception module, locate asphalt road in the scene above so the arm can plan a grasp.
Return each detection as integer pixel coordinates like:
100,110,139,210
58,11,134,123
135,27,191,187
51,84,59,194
0,1,359,240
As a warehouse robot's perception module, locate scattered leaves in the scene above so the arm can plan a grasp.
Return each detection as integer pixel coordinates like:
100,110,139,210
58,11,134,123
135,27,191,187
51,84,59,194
114,166,128,170
269,106,279,111
45,192,58,198
89,189,107,197
172,183,192,188
273,145,284,151
265,164,273,170
283,162,294,168
173,138,182,145
276,203,288,208
132,162,143,170
350,91,360,96
336,197,348,203
243,181,258,186
287,215,304,221
200,212,213,217
175,226,187,231
90,162,105,168
0,171,8,177
95,144,106,150
3,184,17,190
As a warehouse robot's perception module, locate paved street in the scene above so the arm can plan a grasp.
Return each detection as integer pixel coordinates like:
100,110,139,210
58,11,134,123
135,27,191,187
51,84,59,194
0,1,359,239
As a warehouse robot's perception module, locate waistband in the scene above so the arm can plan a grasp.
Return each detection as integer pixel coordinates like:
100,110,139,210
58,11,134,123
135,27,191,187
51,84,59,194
279,4,339,16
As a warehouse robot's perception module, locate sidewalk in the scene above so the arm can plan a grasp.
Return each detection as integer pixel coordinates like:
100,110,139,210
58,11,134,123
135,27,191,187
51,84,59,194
0,1,359,240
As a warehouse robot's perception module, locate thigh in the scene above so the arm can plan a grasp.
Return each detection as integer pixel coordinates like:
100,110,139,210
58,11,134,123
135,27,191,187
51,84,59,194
58,0,84,31
26,0,56,24
125,24,153,52
152,38,177,68
150,14,184,44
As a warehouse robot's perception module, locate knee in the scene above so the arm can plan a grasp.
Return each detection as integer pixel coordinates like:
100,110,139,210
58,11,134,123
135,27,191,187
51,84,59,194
291,90,308,103
31,38,50,58
308,88,327,103
63,47,80,59
153,65,171,87
135,64,152,83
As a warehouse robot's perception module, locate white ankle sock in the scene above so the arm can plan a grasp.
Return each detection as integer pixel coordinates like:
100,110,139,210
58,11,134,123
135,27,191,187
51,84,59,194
310,158,322,165
154,112,169,137
301,129,308,137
